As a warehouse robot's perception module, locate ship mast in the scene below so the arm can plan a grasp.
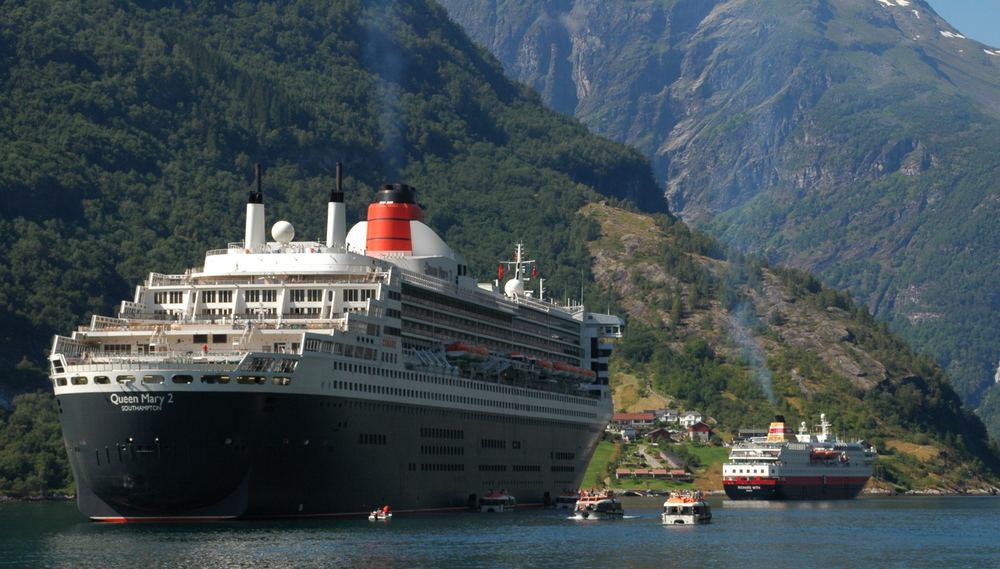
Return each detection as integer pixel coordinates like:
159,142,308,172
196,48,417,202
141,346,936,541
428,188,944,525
500,243,537,282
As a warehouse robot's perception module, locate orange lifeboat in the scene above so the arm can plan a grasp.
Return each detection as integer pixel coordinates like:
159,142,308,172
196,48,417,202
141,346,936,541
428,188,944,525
445,342,488,361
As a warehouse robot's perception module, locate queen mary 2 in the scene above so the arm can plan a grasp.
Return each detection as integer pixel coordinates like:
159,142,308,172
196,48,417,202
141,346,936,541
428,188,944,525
48,165,623,521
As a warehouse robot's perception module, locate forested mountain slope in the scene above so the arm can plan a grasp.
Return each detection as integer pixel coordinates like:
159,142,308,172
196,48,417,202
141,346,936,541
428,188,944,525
0,0,663,388
440,0,1000,438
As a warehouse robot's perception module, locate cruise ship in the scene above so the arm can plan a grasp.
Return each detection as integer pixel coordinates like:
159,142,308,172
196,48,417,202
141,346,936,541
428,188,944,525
48,165,622,521
722,415,875,500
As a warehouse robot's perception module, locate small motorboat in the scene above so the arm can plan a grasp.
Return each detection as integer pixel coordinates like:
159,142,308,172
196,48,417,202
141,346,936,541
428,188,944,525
554,490,580,509
573,490,624,519
661,491,711,525
479,491,516,513
368,505,393,521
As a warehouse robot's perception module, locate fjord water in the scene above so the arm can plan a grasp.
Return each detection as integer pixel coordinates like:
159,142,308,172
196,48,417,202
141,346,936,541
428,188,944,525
1,497,998,568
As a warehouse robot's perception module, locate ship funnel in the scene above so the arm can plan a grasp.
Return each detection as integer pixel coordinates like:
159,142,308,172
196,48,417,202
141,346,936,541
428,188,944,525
244,164,266,251
326,162,346,248
366,183,423,253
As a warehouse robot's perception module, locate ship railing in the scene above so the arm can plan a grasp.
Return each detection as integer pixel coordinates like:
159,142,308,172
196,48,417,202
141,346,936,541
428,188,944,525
51,335,90,358
218,241,354,256
59,351,248,373
90,315,131,330
167,269,390,287
147,272,190,286
81,314,348,332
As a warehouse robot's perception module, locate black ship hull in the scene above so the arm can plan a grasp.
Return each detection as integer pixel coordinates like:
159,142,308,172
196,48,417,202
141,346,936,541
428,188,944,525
723,476,869,501
57,391,603,520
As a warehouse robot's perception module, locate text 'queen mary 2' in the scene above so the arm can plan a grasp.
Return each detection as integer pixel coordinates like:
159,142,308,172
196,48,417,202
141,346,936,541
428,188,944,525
49,165,623,521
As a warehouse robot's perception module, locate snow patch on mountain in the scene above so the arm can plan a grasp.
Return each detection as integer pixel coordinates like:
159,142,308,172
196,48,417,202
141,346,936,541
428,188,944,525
940,30,967,40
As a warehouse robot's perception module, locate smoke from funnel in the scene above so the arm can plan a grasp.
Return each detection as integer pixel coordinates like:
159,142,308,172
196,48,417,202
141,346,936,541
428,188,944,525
362,3,406,177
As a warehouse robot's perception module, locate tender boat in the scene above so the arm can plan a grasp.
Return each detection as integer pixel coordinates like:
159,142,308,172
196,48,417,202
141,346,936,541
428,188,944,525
554,490,580,509
479,491,516,513
573,490,624,519
368,507,393,521
661,491,711,525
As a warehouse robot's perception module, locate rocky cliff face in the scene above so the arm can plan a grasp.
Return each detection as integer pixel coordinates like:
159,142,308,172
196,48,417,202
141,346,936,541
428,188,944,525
441,0,1000,438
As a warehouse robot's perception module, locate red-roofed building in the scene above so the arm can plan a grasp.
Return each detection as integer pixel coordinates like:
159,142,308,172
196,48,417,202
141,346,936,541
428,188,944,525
611,412,657,429
688,421,712,442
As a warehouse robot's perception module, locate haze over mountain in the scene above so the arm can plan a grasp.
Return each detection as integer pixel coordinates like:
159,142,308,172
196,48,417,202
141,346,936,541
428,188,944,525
439,0,1000,438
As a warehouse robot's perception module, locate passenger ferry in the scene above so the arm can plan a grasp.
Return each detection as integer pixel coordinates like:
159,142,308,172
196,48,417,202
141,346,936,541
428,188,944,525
48,165,623,520
722,415,875,500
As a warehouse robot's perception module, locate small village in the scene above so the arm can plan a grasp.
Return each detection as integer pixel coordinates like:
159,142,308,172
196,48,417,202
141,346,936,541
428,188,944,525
598,408,725,494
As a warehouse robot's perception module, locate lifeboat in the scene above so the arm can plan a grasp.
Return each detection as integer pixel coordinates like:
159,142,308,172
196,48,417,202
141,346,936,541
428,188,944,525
573,490,624,520
809,448,840,462
662,490,711,525
553,361,576,378
368,505,392,521
554,489,580,509
479,491,516,513
445,341,489,361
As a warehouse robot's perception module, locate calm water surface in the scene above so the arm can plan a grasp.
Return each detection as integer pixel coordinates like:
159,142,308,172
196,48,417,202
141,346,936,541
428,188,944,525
1,497,998,568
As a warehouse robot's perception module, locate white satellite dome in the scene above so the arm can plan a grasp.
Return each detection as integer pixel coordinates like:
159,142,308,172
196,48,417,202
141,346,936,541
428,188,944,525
271,221,295,244
504,278,525,297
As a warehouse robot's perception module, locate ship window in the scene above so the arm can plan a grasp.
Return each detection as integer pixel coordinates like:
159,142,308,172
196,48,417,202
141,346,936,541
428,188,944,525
116,375,135,384
142,374,165,384
172,374,194,384
201,374,230,384
212,334,227,344
71,376,88,385
94,376,110,384
193,334,208,344
272,376,291,386
237,375,266,384
56,377,67,386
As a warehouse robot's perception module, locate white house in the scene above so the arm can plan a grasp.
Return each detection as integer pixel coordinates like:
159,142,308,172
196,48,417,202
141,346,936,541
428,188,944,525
679,411,703,428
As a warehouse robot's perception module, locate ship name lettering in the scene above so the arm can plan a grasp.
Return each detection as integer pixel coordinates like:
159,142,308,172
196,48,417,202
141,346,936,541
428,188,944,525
109,393,171,411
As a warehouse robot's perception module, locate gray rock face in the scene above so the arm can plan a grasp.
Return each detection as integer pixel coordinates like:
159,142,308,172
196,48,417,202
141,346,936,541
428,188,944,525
441,0,1000,436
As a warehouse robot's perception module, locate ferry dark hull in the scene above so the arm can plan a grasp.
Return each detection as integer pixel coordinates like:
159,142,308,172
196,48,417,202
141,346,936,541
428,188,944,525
723,477,869,500
57,391,602,520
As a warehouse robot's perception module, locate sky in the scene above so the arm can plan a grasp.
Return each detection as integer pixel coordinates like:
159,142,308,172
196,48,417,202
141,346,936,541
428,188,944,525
926,0,1000,48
